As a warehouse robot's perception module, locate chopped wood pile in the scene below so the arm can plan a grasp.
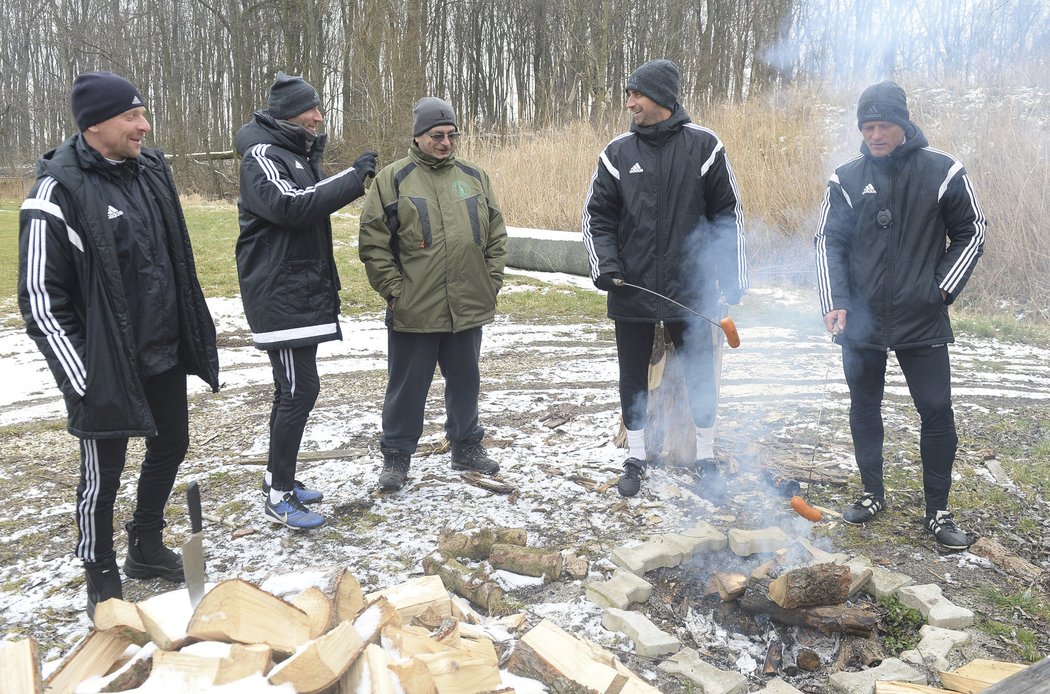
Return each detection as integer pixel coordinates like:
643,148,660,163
1,563,655,693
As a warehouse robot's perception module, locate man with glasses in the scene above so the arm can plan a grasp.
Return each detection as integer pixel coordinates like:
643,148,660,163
359,96,508,492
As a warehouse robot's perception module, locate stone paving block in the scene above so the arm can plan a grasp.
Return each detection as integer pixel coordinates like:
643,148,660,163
601,607,682,658
585,568,653,609
757,677,805,694
900,624,970,671
897,584,975,629
657,647,748,694
610,539,687,576
728,527,793,556
796,537,849,565
827,657,926,694
678,521,729,554
845,557,913,599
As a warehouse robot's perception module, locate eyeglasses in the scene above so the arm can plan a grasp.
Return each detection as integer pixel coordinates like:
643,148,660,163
427,131,461,143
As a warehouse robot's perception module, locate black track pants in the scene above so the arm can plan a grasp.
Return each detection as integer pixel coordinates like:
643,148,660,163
615,320,721,431
842,343,957,514
76,365,188,564
267,345,321,492
380,327,484,454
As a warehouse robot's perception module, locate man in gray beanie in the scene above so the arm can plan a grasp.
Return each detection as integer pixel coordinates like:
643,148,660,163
235,71,377,529
358,96,508,492
584,59,748,501
19,71,220,618
815,80,986,549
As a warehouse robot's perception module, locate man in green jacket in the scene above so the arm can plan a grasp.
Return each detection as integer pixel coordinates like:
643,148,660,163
359,97,508,491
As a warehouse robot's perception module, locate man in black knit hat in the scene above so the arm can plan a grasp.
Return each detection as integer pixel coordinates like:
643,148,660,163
815,80,986,549
18,71,220,619
583,59,749,500
235,72,377,528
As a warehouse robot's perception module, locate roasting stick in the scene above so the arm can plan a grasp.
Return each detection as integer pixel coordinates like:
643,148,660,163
611,279,741,348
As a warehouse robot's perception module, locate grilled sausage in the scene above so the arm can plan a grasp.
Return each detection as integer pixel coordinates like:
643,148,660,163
721,316,741,348
790,495,823,522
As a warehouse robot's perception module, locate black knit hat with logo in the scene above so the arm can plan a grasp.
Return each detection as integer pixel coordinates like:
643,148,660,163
625,59,680,110
71,72,145,131
412,97,458,137
268,71,321,120
857,80,910,129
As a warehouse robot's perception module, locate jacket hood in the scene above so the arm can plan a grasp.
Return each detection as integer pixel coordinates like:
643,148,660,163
37,133,159,183
861,121,929,163
236,110,326,158
630,103,692,143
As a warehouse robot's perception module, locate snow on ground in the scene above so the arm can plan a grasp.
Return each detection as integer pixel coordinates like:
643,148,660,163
1,272,1048,680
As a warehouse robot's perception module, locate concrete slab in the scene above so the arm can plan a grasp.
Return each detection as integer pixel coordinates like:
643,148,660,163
897,584,975,629
601,607,682,658
657,648,748,694
900,624,970,671
827,657,926,694
585,568,653,609
757,677,805,694
728,527,793,556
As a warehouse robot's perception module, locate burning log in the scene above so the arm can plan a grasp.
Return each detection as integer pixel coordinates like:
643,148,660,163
795,646,822,671
739,577,877,637
768,562,851,609
763,639,783,675
713,572,748,601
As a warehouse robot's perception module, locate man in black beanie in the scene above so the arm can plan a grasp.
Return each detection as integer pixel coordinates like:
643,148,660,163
235,72,377,528
358,96,507,492
18,71,220,619
815,80,986,549
584,59,749,501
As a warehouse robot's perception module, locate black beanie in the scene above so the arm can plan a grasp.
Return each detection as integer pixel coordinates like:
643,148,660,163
71,72,145,131
857,80,910,129
412,97,457,137
268,71,321,120
625,59,680,110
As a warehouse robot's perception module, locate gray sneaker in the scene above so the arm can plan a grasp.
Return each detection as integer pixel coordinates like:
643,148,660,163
926,511,971,550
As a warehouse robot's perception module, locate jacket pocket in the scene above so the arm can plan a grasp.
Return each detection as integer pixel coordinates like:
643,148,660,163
406,197,432,248
273,259,329,315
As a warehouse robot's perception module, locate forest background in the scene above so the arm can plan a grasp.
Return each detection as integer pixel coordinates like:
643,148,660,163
1,0,1048,319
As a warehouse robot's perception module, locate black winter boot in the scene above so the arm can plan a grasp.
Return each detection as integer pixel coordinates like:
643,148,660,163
85,558,122,620
378,448,411,491
123,521,185,582
450,438,500,475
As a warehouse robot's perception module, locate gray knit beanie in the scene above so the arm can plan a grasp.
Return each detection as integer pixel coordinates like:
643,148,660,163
71,72,145,130
857,81,910,130
625,59,680,110
412,97,457,137
268,71,320,120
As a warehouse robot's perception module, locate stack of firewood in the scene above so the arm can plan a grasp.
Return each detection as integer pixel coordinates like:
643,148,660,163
0,561,658,693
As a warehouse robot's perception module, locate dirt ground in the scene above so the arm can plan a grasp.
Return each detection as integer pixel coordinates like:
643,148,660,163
1,284,1047,690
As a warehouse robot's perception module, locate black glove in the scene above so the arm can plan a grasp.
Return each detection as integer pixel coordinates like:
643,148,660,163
353,151,378,180
594,272,623,292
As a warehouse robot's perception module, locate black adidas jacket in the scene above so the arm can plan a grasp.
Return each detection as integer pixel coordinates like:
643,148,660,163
18,134,220,438
582,105,748,321
814,124,987,350
235,111,367,350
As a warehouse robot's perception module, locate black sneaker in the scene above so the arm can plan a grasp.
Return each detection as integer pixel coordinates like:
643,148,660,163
693,458,727,503
617,458,645,497
85,559,123,620
379,448,411,491
261,479,323,504
842,493,886,524
450,439,500,475
926,511,971,550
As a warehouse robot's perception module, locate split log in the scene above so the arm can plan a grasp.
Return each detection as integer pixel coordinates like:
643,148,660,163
292,586,334,638
422,552,505,614
768,562,851,609
939,659,1029,693
388,656,438,694
140,650,223,690
343,642,399,694
353,596,403,643
981,655,1050,694
186,578,312,656
43,630,132,694
98,644,154,692
412,605,450,631
763,639,783,675
135,589,197,650
92,598,149,645
488,542,563,580
335,568,366,624
0,638,41,694
414,640,502,693
449,594,483,624
834,637,885,670
740,576,877,637
366,575,452,620
506,619,629,693
215,643,273,685
795,646,822,671
848,568,874,599
268,620,366,693
438,528,528,560
713,572,748,601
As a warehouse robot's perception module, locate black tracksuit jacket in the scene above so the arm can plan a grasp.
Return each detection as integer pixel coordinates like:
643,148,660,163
582,105,748,321
18,135,220,438
815,125,987,350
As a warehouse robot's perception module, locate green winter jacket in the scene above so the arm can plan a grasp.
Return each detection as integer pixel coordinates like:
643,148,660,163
359,145,507,333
